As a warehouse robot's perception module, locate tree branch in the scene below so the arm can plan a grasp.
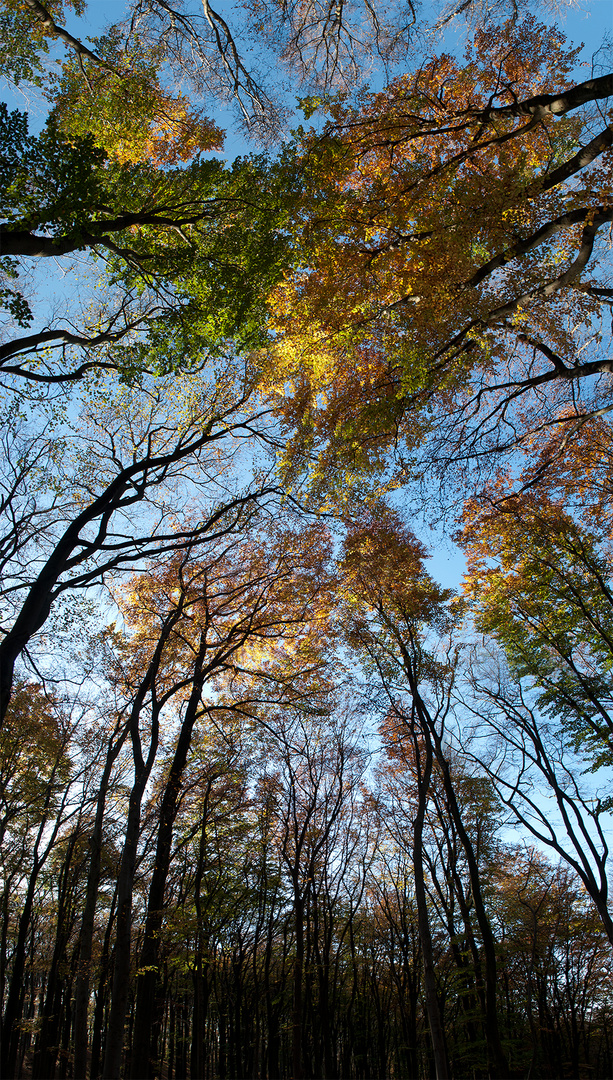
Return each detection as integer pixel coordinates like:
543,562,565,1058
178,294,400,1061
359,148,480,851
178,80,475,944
466,72,613,123
22,0,115,73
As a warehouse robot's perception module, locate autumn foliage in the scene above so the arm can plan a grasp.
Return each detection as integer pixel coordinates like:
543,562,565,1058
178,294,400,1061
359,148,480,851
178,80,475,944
1,1,613,1078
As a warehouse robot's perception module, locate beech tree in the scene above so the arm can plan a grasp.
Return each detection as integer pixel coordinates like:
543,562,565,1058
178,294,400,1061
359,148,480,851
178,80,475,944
126,521,335,1079
338,506,513,1078
261,708,368,1079
268,20,613,499
460,492,613,770
0,102,287,384
0,364,282,724
2,2,613,1078
0,688,90,1079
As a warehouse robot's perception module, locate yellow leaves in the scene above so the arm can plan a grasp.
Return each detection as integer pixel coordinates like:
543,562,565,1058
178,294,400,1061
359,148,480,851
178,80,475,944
49,35,223,165
264,18,607,507
108,519,337,709
459,491,584,620
109,91,224,167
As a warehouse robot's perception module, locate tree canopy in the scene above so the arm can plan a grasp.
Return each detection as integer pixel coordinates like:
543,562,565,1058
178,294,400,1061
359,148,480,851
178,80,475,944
1,1,613,1079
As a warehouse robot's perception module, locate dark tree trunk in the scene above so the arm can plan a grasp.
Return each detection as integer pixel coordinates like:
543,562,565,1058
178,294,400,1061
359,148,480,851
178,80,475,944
432,738,510,1079
409,717,449,1080
73,721,128,1079
101,601,186,1080
33,825,82,1080
130,635,207,1079
0,770,68,1079
90,886,118,1080
292,892,305,1080
101,761,152,1080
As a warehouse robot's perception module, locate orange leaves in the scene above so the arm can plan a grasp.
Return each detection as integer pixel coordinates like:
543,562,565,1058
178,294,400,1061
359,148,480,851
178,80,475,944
265,17,609,497
458,489,565,588
461,411,613,556
467,17,581,100
341,508,427,602
109,517,338,714
338,504,452,635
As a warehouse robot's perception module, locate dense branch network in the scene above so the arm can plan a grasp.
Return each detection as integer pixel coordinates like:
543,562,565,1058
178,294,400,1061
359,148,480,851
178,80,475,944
267,40,613,496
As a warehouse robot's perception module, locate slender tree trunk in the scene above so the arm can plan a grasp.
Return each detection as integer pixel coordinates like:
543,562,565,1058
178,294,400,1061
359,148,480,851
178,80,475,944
90,886,118,1080
0,873,15,1018
101,761,152,1080
410,719,449,1080
33,825,82,1080
191,953,209,1080
130,636,207,1079
399,639,505,1080
430,733,510,1079
73,722,128,1079
0,770,69,1079
1,859,43,1078
102,601,183,1079
292,892,305,1080
191,777,215,1080
264,912,282,1080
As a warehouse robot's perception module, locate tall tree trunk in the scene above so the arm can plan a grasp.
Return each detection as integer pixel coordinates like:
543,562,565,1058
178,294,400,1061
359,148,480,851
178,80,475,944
90,885,118,1080
428,720,510,1079
0,872,15,1019
1,771,69,1079
292,892,305,1080
101,752,156,1080
130,635,207,1079
73,721,128,1079
191,775,215,1080
33,823,82,1080
101,601,183,1080
399,639,505,1080
409,715,449,1080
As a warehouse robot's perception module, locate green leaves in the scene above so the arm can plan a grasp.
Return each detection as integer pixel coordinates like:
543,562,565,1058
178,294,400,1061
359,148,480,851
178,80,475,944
461,497,613,767
0,4,48,86
0,103,292,381
0,104,107,235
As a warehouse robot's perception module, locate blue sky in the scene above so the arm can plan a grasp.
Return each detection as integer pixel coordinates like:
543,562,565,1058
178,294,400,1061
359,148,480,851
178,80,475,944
2,0,611,591
5,0,612,141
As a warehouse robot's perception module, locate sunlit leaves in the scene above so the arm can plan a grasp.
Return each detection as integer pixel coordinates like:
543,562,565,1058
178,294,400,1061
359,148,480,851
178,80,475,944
265,17,610,494
49,24,224,165
0,0,84,86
